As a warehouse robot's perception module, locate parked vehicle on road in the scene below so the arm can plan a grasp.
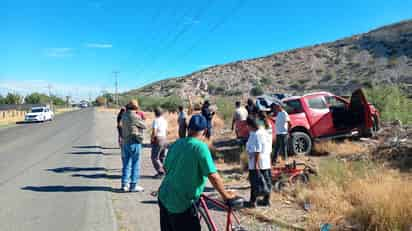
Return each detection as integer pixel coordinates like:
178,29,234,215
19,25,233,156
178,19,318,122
239,89,380,156
24,106,54,122
80,101,89,108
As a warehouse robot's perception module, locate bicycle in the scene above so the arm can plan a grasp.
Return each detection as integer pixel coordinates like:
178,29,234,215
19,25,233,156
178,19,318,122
151,191,247,231
197,194,247,231
272,160,317,192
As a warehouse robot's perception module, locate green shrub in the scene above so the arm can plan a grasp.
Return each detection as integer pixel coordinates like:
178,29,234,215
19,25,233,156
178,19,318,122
298,79,310,85
208,83,217,94
250,85,264,96
25,93,49,104
260,77,272,85
4,93,22,104
227,89,242,96
365,85,412,124
128,95,183,112
216,97,235,122
160,95,183,112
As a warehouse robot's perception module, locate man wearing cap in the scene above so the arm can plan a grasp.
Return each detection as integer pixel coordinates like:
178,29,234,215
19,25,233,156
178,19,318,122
271,103,291,164
121,100,146,192
158,114,235,231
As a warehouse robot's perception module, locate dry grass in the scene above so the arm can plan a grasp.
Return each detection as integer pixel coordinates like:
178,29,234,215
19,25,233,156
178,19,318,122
347,174,412,231
313,140,369,156
293,158,412,230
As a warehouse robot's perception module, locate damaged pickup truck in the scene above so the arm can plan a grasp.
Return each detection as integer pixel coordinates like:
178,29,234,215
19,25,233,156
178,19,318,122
242,89,380,156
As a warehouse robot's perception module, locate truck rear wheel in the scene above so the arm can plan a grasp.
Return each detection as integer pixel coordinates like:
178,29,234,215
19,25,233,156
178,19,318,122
289,132,312,156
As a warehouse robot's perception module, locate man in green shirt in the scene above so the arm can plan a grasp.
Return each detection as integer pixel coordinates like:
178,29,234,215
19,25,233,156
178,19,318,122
158,114,235,231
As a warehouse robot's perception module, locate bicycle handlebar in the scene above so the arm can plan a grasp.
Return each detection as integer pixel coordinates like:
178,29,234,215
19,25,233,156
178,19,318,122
225,196,245,209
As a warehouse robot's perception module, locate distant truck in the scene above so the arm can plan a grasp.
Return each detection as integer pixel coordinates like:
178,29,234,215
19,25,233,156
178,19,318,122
240,89,380,156
24,106,54,122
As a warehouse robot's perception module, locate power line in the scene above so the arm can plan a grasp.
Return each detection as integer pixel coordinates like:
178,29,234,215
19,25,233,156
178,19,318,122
137,0,216,78
151,0,247,79
180,0,247,59
134,3,194,75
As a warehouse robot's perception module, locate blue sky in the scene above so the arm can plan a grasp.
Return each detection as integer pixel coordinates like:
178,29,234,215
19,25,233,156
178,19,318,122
1,0,411,100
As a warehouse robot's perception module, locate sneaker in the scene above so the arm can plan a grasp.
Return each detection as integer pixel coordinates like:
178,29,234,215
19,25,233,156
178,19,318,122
121,185,129,192
130,185,144,192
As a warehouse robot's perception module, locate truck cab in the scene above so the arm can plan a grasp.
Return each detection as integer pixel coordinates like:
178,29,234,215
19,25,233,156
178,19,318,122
240,89,380,155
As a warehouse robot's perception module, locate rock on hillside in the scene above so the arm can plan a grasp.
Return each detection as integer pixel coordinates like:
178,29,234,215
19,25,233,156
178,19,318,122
126,19,412,98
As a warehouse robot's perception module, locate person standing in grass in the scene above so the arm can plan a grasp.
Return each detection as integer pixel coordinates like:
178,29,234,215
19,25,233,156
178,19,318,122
177,106,187,138
158,114,236,231
246,98,258,119
151,107,168,178
271,102,291,164
201,100,214,139
121,100,146,192
245,117,272,208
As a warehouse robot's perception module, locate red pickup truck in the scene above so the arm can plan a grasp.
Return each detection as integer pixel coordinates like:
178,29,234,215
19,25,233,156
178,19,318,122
240,89,380,156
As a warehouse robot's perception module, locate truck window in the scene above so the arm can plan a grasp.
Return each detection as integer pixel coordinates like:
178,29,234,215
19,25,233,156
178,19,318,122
306,96,328,109
284,100,303,114
325,96,346,108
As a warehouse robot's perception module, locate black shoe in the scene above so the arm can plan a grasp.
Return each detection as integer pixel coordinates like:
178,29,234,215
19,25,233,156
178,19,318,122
257,200,271,207
244,201,257,208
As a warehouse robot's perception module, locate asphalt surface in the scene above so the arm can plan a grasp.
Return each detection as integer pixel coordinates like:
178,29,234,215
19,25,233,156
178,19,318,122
0,108,117,231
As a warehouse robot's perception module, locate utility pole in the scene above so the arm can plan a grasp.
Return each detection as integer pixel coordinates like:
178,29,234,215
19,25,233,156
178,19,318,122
47,84,53,110
47,84,52,97
113,71,119,105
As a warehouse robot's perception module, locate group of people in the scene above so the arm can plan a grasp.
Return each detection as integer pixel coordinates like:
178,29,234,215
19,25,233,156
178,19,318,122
116,98,290,231
116,100,169,191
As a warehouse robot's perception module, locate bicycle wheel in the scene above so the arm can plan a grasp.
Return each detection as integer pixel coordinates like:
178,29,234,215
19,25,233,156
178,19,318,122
198,206,214,231
291,173,309,185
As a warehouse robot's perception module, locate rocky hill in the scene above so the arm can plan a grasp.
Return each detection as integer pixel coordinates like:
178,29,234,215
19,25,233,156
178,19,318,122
126,19,412,98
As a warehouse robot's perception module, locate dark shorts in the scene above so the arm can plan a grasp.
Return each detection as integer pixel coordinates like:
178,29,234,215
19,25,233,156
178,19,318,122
159,200,200,231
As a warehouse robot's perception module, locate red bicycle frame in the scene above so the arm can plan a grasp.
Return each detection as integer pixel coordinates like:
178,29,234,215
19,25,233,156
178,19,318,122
199,194,241,231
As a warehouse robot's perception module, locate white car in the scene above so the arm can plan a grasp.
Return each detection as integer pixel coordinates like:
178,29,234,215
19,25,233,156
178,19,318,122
25,107,54,122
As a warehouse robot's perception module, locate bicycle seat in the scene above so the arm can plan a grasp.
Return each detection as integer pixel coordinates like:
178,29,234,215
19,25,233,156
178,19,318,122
225,196,245,209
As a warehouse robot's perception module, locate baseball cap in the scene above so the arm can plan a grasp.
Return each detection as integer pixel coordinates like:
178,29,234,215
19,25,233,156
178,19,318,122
188,114,208,131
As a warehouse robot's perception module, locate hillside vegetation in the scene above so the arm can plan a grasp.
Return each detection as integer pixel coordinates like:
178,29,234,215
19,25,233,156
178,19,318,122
125,19,412,98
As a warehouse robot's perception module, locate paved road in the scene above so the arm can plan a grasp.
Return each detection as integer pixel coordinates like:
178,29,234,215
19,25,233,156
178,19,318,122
0,108,116,231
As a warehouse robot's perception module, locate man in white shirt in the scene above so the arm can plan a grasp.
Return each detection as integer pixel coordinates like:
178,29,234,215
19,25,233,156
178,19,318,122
246,118,272,207
151,107,168,178
272,103,291,164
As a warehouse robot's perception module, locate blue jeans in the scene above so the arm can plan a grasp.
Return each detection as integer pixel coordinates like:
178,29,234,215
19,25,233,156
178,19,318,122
121,143,142,186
